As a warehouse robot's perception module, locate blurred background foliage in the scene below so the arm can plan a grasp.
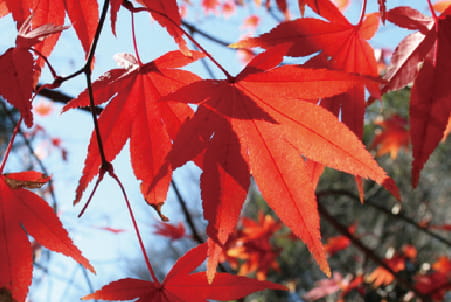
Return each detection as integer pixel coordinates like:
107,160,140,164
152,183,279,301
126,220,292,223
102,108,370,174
126,87,450,302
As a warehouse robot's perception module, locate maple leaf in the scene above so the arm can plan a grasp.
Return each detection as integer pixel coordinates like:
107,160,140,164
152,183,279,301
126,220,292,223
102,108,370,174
367,257,405,287
63,51,203,211
135,0,190,55
82,243,286,301
153,221,186,240
415,257,451,302
432,256,451,273
385,7,451,187
160,45,395,279
0,172,94,302
232,0,381,134
324,224,355,256
0,47,34,127
110,0,124,36
0,19,66,127
202,0,220,14
367,245,416,287
232,1,400,201
1,0,98,61
324,236,350,256
222,213,282,280
95,226,127,234
370,115,410,159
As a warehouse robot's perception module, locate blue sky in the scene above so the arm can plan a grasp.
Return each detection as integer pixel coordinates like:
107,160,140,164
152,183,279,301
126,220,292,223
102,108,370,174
0,0,435,301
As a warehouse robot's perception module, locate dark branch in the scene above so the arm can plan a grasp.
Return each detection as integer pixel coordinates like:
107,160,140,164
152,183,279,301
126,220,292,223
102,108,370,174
317,189,451,247
317,200,431,301
35,85,102,115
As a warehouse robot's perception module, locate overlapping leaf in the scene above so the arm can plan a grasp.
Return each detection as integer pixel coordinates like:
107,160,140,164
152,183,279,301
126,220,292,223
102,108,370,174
222,213,282,280
82,243,286,302
232,0,397,200
161,46,394,279
0,20,66,127
0,172,94,302
385,7,451,186
232,0,380,136
0,0,98,60
137,0,190,54
63,50,203,209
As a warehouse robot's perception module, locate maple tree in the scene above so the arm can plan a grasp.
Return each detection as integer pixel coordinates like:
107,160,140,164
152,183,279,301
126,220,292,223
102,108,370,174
0,0,449,301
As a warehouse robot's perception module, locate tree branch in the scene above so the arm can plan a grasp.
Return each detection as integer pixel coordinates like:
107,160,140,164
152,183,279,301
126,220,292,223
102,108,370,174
35,85,102,114
317,189,451,247
317,200,431,301
171,179,204,244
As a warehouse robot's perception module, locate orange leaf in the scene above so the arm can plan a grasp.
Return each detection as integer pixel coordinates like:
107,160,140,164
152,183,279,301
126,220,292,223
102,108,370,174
371,115,410,159
324,236,350,256
163,47,393,279
433,0,451,13
3,171,50,189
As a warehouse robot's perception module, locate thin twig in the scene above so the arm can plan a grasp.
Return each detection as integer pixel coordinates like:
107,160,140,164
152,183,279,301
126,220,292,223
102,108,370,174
35,85,102,114
317,200,430,301
0,110,22,173
188,28,217,79
171,179,229,273
122,0,234,80
1,106,58,210
83,0,110,166
317,189,451,247
182,21,231,47
171,179,204,244
79,263,96,299
110,171,160,285
358,0,368,26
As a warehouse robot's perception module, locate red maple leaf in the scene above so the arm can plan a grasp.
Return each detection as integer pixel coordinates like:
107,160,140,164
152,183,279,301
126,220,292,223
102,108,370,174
63,51,203,211
202,0,220,14
370,114,410,159
324,236,351,256
415,257,451,302
82,243,286,301
232,0,380,137
0,47,34,126
384,7,451,187
1,0,98,61
135,0,190,55
231,0,394,201
153,221,186,240
0,20,66,127
0,172,94,302
158,45,394,279
324,224,355,256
